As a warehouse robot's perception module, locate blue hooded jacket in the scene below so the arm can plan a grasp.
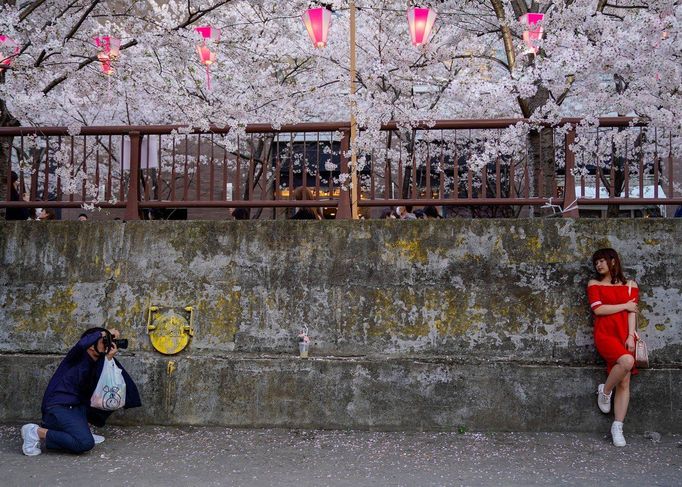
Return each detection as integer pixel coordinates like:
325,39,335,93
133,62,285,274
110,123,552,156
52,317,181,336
41,330,141,425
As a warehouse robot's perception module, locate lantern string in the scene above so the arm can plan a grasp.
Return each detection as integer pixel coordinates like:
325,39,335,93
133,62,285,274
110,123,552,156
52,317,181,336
340,5,518,16
206,64,211,91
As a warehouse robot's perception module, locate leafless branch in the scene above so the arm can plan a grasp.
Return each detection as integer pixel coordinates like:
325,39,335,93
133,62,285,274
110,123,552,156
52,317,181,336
18,0,48,22
42,40,138,95
65,0,101,41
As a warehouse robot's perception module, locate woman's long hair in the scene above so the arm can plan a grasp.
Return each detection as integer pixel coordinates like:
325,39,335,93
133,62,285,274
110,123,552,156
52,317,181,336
591,248,627,284
10,171,21,201
294,186,321,219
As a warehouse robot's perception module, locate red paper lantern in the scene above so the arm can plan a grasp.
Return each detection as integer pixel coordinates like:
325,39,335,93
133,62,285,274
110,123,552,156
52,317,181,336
520,13,544,54
407,7,437,47
195,26,220,90
93,36,121,75
97,54,114,75
0,35,20,72
302,7,332,48
196,45,215,66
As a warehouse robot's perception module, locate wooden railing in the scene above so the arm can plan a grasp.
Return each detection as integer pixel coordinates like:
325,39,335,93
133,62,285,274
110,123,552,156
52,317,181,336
1,118,680,219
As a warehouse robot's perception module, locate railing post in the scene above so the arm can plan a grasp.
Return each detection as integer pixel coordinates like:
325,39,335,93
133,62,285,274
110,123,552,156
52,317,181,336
563,126,579,218
1,136,12,220
336,129,352,219
125,131,141,220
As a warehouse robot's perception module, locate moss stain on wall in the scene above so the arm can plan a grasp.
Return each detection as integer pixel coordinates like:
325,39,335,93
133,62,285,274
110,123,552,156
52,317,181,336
10,285,78,336
430,291,478,337
198,291,242,341
386,239,428,265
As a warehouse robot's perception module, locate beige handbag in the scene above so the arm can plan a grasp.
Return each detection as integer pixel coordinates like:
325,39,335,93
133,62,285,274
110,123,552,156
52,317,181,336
628,282,649,368
634,330,649,369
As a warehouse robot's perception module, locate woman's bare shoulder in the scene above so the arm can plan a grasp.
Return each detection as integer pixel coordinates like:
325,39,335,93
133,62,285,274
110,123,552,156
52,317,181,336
587,279,601,287
627,279,639,288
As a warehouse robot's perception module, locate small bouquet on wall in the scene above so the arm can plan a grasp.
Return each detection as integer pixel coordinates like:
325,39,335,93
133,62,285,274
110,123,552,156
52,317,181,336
297,326,310,359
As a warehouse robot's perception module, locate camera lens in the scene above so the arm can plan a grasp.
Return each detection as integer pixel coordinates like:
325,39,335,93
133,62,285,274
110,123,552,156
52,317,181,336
114,338,129,349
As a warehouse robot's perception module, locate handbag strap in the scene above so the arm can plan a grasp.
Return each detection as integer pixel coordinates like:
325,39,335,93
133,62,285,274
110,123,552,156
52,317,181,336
627,280,640,340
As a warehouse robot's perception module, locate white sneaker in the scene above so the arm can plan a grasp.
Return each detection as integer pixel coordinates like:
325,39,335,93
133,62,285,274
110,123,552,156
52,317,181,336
92,431,105,445
611,421,627,447
21,423,41,456
597,384,612,414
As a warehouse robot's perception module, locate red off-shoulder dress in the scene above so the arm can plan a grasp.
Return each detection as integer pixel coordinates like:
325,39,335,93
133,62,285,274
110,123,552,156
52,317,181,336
587,283,638,375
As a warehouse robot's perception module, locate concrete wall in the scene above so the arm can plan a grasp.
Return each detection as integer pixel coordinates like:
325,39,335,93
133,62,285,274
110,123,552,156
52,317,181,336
1,220,680,431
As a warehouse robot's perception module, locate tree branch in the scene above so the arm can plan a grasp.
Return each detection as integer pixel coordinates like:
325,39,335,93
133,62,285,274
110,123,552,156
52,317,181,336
510,0,527,19
452,53,509,72
555,74,576,106
42,39,138,94
65,0,101,41
18,0,48,22
174,0,234,30
603,2,649,9
490,0,516,73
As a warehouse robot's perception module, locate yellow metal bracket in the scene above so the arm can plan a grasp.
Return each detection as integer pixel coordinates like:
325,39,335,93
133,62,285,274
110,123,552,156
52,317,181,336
147,305,195,355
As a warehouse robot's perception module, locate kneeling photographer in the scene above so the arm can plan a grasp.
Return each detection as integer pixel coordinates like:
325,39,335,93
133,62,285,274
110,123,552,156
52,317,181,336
21,327,141,456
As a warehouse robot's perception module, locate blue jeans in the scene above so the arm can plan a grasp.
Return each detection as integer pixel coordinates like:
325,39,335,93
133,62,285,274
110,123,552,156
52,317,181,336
42,405,95,454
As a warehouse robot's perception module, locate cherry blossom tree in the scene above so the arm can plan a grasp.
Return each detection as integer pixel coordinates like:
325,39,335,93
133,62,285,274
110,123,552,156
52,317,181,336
0,0,679,215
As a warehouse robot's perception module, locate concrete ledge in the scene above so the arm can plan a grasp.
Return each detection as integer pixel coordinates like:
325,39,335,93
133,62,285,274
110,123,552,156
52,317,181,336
2,353,680,432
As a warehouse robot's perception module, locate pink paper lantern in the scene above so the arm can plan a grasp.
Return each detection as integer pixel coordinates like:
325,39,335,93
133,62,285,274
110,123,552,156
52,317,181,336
520,13,544,54
195,26,221,90
195,26,221,43
407,7,437,47
97,55,114,75
93,36,121,75
196,45,216,66
0,35,20,71
302,7,332,48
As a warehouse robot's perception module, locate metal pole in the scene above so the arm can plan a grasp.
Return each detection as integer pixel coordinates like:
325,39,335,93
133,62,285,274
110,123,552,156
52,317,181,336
125,131,141,220
336,130,352,219
349,0,359,219
562,127,579,218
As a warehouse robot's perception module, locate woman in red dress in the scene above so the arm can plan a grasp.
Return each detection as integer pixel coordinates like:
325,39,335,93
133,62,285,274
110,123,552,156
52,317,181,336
587,248,639,447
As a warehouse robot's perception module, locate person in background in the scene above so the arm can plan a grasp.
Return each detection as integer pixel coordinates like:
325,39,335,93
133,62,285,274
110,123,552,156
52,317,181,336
291,186,322,220
379,208,397,219
78,213,88,221
396,206,416,220
37,208,56,220
6,171,30,221
231,208,250,220
414,209,426,219
423,206,443,219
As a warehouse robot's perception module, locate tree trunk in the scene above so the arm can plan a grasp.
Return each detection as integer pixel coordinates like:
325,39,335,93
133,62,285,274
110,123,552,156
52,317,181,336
1,70,21,219
520,85,556,217
1,0,20,218
250,137,275,220
400,130,417,199
603,155,626,218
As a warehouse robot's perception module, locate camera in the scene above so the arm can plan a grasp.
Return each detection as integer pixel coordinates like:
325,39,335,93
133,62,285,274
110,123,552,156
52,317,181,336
103,334,129,350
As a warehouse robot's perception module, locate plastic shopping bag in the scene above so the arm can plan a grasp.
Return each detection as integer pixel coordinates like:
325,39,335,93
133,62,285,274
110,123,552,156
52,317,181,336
90,359,127,410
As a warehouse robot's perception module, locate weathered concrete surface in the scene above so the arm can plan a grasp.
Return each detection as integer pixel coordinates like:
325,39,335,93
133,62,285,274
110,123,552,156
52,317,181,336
2,354,680,432
0,220,680,430
2,425,681,487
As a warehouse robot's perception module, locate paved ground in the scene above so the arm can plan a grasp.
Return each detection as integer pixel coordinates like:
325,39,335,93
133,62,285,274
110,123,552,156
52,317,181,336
2,424,680,486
